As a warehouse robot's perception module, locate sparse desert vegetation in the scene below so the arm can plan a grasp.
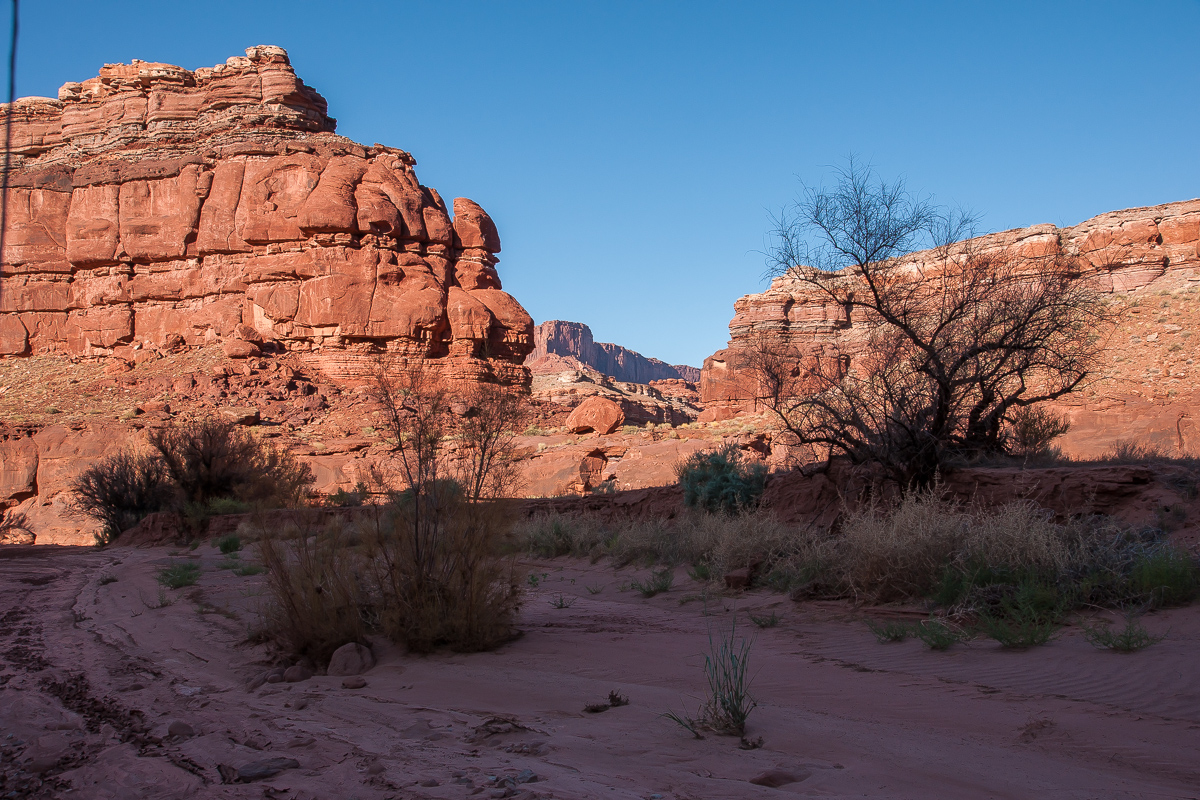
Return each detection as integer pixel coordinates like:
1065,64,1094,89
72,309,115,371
254,364,526,664
71,417,314,544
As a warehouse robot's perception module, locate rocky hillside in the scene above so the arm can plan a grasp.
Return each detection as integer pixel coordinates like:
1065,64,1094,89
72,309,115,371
700,200,1200,456
526,320,699,383
0,46,533,389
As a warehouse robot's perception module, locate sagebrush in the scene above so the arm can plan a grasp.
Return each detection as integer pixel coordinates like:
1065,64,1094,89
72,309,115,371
676,444,767,514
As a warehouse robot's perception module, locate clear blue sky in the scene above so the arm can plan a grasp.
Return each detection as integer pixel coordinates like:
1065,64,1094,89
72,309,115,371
10,1,1200,368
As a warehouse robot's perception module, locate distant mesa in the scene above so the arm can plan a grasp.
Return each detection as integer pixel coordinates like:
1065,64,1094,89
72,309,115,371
526,320,699,384
0,45,534,389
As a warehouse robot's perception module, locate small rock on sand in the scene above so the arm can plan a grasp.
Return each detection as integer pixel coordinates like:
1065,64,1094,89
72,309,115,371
327,642,375,676
237,757,300,782
749,768,811,787
342,676,367,689
167,720,194,738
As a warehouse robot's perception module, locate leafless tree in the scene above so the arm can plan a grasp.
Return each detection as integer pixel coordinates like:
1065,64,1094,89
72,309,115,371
367,357,526,651
758,159,1115,486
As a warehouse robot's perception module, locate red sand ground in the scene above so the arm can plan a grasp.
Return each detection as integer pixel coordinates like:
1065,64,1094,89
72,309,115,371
1,543,1198,799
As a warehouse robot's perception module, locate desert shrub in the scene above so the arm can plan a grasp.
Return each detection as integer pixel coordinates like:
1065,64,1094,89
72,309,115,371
1082,615,1165,652
630,568,674,598
837,491,971,601
1103,439,1172,463
975,586,1063,648
149,418,313,508
867,619,912,642
257,517,368,665
676,444,767,515
205,497,253,516
1007,407,1071,459
1129,547,1199,607
361,488,522,653
71,451,173,544
326,482,370,508
157,561,201,589
749,611,781,628
519,512,608,559
217,534,241,555
518,508,832,594
912,618,965,650
356,362,525,654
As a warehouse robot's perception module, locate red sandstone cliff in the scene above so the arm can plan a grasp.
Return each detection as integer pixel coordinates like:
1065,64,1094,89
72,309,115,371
700,200,1200,456
0,46,533,387
526,320,699,383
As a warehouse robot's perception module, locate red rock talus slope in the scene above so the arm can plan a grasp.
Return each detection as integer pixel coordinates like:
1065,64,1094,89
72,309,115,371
526,320,699,383
0,46,533,388
701,201,1200,456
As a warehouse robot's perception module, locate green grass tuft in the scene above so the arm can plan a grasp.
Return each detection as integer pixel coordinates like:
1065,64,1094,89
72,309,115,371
157,561,201,589
867,619,912,643
1082,616,1165,652
631,568,674,598
913,618,964,650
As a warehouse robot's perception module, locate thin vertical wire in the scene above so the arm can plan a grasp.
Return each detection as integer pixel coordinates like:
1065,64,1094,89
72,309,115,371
0,0,18,304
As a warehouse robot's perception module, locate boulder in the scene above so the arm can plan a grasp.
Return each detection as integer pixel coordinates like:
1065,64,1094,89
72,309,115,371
221,339,260,359
282,665,312,683
167,721,194,738
219,406,260,426
565,396,625,435
327,642,375,676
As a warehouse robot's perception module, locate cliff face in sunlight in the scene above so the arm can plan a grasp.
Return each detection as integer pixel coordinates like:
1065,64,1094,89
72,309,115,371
701,200,1200,456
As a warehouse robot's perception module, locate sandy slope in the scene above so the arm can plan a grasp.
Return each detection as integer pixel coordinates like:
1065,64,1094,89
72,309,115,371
1,545,1198,799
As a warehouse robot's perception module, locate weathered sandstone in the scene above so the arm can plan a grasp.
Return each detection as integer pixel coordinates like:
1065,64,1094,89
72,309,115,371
701,201,1200,456
527,320,699,384
0,46,533,389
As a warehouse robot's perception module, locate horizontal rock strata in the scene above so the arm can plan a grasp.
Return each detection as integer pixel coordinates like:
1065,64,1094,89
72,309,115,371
527,320,698,384
0,46,533,388
701,201,1200,456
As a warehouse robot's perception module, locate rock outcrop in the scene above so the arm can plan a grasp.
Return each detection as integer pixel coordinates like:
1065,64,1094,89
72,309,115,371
0,46,534,388
700,200,1200,456
527,320,699,384
531,367,701,427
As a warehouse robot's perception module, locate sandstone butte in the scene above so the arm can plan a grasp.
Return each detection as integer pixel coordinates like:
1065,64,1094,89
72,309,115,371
0,45,534,388
700,201,1200,458
526,319,700,384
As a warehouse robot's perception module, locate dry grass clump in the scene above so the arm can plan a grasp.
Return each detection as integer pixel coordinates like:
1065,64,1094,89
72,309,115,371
254,499,523,663
517,509,828,585
256,361,527,663
519,485,1200,634
257,516,368,666
359,494,522,653
836,493,972,601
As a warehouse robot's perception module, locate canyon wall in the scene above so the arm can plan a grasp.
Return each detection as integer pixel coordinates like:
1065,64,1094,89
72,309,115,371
0,46,534,388
700,200,1200,457
526,320,699,383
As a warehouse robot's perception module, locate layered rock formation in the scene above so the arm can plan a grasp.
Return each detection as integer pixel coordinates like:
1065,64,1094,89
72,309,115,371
0,46,533,387
701,200,1200,456
531,368,701,427
526,320,699,383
